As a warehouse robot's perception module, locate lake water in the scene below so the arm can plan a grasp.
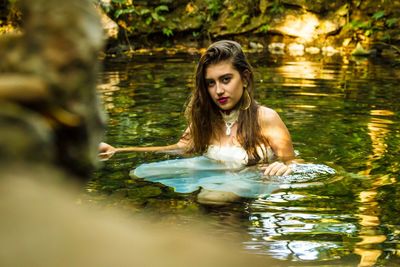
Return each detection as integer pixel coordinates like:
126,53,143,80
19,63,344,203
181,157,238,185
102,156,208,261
89,52,400,266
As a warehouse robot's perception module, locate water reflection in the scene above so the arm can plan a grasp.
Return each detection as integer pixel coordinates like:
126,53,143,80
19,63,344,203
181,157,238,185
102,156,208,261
276,61,336,83
93,54,400,266
362,111,394,175
246,184,358,261
354,186,385,267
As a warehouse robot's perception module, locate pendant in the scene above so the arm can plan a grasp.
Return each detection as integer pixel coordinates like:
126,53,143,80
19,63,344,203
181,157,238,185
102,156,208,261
221,109,239,136
225,122,233,136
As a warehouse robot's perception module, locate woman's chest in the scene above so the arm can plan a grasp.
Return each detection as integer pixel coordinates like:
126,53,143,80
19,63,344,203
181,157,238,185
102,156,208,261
209,124,241,146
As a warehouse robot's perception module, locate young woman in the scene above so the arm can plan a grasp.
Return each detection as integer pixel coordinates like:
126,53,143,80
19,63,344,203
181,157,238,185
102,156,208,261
99,40,295,176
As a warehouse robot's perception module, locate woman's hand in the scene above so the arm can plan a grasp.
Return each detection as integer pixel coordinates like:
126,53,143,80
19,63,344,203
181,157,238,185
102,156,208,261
98,142,116,161
261,161,292,176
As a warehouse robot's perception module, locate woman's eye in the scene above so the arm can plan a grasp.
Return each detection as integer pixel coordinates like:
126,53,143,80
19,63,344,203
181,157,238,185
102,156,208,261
222,77,231,83
207,81,215,87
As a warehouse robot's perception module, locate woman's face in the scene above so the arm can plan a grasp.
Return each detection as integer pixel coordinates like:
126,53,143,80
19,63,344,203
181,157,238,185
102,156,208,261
205,60,245,111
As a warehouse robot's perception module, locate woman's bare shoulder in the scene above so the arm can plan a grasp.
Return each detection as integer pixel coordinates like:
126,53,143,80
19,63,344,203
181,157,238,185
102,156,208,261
257,105,280,122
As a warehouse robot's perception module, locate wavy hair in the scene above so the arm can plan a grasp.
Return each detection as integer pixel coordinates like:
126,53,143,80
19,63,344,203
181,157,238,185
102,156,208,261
184,40,268,163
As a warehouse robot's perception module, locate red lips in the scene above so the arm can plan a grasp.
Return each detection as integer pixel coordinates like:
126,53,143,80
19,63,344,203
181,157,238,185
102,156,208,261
217,97,228,104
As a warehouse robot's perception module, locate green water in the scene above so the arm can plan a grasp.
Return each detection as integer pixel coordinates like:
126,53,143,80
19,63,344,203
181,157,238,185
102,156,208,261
89,53,400,266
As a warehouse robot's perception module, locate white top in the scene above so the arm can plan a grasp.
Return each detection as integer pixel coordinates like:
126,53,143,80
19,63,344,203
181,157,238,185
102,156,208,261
204,144,276,169
205,145,248,169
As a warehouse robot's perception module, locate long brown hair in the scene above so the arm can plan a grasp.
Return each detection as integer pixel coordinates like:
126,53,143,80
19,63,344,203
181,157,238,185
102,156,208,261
184,40,268,163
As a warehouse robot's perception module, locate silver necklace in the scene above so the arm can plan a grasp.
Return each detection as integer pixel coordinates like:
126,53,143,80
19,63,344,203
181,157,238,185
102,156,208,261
220,109,239,136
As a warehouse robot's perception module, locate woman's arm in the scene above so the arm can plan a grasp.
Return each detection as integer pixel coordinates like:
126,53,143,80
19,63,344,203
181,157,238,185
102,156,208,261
98,128,191,160
258,106,295,175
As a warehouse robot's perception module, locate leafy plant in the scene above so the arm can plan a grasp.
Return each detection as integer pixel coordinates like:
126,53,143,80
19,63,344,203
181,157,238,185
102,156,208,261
344,10,391,37
162,27,173,37
386,18,398,28
205,0,222,18
107,0,170,34
240,14,250,25
113,4,169,24
192,31,200,38
115,6,136,19
381,33,392,42
259,23,270,33
270,0,284,15
372,11,385,20
345,20,370,30
151,5,169,22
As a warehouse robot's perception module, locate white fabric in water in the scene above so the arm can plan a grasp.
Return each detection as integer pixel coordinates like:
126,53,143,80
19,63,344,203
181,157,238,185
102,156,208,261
131,156,279,198
131,156,336,198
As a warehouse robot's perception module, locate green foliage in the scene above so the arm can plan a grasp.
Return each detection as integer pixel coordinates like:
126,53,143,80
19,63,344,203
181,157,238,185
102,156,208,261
162,27,173,37
348,20,374,36
192,31,200,38
106,1,169,34
113,4,169,23
205,0,223,18
386,18,398,28
345,20,371,30
371,10,385,20
270,0,285,15
150,5,169,23
344,9,397,38
381,33,392,41
115,6,136,19
240,14,249,24
259,23,270,33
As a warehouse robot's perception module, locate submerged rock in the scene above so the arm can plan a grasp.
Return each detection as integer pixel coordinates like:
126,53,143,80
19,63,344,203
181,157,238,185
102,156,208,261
351,42,375,57
268,42,285,54
305,46,321,54
322,46,339,56
287,43,305,56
